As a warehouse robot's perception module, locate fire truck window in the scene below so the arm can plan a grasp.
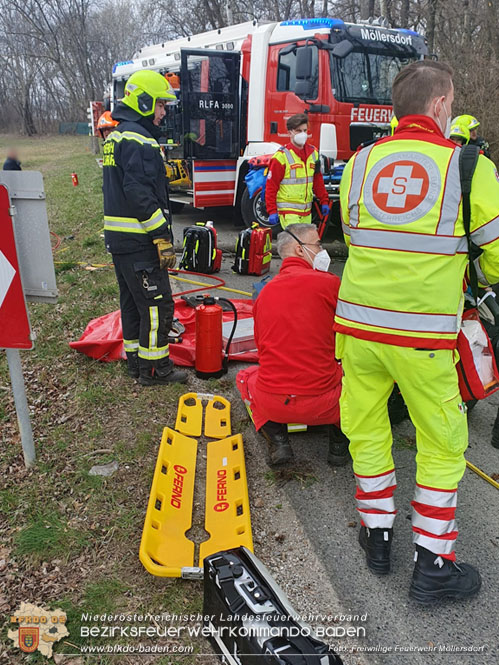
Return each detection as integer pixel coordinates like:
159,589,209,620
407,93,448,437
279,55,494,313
114,79,126,101
182,53,240,159
277,45,319,99
332,51,414,105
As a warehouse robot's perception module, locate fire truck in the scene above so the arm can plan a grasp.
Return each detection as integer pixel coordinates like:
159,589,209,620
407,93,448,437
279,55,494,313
110,17,427,232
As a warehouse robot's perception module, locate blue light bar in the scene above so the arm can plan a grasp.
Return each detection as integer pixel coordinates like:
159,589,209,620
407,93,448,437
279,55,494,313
280,18,345,30
112,60,133,73
398,28,421,37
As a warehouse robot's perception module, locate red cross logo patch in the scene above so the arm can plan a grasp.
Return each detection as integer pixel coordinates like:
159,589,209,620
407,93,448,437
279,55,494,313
363,152,441,225
372,161,429,213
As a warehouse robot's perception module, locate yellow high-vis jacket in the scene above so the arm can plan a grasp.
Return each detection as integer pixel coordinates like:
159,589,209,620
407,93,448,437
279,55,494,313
334,115,499,349
273,145,319,217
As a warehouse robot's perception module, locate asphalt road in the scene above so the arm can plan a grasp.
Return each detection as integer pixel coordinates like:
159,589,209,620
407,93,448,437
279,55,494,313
172,205,499,663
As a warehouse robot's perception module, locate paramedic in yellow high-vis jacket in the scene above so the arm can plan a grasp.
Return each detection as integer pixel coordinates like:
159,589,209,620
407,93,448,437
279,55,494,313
334,60,499,605
265,114,329,229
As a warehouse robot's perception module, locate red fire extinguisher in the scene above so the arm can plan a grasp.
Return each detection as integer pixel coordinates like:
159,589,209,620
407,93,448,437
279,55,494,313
71,172,79,186
195,296,237,379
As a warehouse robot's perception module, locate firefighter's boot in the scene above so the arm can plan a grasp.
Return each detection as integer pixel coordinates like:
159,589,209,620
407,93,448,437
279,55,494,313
260,421,294,467
126,352,139,379
359,525,393,575
409,546,481,605
327,425,350,466
138,358,187,386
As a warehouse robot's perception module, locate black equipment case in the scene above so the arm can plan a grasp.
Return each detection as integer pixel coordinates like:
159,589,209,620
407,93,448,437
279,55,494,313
203,547,343,665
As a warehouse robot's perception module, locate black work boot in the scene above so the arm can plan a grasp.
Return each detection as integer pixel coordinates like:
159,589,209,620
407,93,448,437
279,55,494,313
138,359,187,386
409,546,481,605
126,352,139,379
260,421,294,467
328,425,350,466
359,525,393,575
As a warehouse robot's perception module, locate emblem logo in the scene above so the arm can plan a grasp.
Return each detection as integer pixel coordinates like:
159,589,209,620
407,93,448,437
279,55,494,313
19,627,39,653
364,152,441,225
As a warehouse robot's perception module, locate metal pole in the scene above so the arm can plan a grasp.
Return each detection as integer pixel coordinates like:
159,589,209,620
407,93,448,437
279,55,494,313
5,348,36,468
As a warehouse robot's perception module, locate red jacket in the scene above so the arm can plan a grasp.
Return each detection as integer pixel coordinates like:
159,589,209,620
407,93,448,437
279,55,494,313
254,257,342,395
265,142,329,216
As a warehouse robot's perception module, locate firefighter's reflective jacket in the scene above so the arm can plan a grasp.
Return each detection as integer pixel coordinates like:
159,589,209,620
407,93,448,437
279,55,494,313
335,114,499,349
102,104,172,254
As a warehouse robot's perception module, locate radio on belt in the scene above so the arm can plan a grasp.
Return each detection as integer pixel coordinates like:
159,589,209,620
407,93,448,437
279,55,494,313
203,547,343,665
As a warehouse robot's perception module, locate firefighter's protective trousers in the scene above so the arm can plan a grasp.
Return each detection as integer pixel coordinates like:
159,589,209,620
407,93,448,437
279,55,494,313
337,333,467,560
113,248,174,365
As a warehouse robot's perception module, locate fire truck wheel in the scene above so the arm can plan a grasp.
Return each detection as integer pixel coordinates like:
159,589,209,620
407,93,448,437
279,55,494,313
241,188,275,230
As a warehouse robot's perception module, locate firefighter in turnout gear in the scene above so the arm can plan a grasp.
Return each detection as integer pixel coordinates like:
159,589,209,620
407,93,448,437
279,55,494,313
103,69,187,385
335,61,499,603
454,114,491,159
449,121,470,146
265,113,329,229
96,111,119,140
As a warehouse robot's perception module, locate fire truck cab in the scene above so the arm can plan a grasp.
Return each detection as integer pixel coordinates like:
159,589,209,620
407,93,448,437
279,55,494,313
111,17,427,232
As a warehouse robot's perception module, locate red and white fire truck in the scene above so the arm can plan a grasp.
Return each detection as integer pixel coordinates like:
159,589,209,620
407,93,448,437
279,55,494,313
110,17,427,231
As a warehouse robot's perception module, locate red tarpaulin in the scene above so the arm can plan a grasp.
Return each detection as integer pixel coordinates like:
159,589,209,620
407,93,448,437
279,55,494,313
69,299,258,366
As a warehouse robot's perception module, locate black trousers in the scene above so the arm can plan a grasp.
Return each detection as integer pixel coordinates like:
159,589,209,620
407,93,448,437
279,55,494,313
112,249,174,366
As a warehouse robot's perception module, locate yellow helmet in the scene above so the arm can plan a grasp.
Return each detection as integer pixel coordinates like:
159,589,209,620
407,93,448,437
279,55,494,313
390,115,399,135
122,70,176,117
450,122,470,144
453,114,480,131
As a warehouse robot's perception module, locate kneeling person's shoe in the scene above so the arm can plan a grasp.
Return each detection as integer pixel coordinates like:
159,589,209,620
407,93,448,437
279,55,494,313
409,546,481,605
260,422,294,467
359,525,393,575
328,425,350,467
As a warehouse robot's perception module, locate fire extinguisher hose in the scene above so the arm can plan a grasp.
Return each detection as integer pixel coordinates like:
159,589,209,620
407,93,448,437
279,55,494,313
216,297,238,370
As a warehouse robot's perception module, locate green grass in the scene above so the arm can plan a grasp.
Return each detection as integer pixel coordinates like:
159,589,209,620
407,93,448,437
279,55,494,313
83,578,130,614
14,513,90,561
264,467,318,487
392,433,417,450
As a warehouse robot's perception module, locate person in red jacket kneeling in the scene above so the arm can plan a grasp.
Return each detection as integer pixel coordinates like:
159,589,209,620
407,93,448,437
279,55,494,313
236,223,348,468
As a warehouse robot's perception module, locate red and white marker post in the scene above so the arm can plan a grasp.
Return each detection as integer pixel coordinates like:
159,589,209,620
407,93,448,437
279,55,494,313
0,185,36,467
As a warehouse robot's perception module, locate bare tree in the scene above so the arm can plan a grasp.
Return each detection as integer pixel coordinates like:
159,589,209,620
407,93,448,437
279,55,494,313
0,0,498,160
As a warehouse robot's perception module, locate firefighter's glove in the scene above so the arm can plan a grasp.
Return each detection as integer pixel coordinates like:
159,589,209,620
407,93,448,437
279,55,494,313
153,238,176,270
268,213,279,226
321,204,330,217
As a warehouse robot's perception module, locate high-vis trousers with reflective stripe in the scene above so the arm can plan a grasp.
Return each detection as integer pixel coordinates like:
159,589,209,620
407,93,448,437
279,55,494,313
113,249,174,367
336,334,468,560
278,213,312,229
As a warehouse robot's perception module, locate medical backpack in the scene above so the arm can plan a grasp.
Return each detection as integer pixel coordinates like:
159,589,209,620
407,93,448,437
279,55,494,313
203,547,343,665
179,221,222,273
233,223,272,276
456,145,499,402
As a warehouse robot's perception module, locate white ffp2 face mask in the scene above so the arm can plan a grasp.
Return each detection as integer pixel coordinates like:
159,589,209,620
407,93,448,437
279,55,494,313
436,100,451,138
293,131,308,147
303,245,331,272
312,248,331,272
444,115,451,139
